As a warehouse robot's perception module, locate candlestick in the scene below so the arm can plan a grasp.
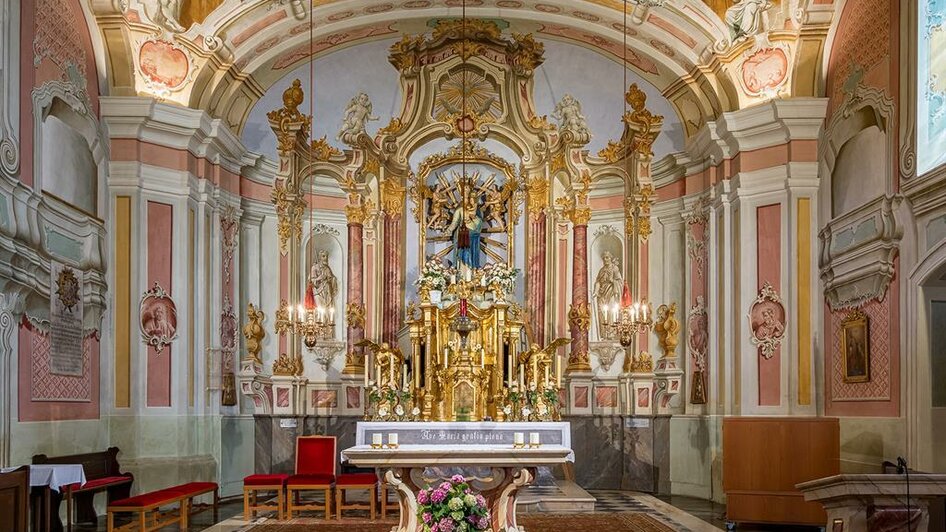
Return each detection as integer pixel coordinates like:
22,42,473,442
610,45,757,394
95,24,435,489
555,353,561,387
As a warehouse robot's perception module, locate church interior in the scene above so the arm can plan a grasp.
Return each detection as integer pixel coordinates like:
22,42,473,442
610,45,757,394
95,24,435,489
2,0,946,531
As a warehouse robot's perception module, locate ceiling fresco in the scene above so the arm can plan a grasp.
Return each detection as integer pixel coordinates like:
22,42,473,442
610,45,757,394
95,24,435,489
88,0,837,153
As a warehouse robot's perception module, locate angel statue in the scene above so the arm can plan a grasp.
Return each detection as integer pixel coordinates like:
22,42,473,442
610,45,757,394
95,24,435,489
726,0,773,40
337,92,379,144
517,338,571,390
552,93,591,140
357,340,405,390
242,303,266,365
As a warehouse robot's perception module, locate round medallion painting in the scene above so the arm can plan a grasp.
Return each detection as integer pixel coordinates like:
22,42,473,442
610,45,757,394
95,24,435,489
139,40,189,89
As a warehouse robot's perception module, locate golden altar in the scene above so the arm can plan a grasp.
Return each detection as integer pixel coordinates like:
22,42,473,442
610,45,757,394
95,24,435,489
406,279,525,422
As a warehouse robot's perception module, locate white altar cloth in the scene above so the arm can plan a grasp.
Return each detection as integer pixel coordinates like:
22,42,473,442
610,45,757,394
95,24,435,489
342,444,572,466
354,421,574,461
1,464,86,492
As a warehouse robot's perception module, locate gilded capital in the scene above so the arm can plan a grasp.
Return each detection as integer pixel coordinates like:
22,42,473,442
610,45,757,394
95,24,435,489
526,177,549,216
380,178,406,217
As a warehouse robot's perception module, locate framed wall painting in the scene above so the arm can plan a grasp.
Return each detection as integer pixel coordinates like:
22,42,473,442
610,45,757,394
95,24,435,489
841,309,870,383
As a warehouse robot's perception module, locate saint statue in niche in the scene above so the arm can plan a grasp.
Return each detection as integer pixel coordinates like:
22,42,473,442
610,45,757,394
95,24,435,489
593,252,623,337
445,185,483,269
309,250,338,312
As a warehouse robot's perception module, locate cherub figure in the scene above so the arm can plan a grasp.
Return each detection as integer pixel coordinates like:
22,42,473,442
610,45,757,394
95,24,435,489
481,183,507,229
337,92,379,143
427,182,453,231
552,94,590,139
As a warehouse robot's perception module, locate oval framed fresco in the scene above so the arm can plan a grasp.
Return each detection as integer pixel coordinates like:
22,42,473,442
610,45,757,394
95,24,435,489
741,47,789,97
139,40,189,90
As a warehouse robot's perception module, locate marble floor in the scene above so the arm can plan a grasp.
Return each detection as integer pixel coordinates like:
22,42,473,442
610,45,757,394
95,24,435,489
70,493,825,531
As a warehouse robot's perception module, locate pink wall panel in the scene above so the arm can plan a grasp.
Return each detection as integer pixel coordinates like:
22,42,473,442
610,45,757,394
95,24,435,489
756,204,781,406
824,259,900,417
147,201,173,407
18,324,100,421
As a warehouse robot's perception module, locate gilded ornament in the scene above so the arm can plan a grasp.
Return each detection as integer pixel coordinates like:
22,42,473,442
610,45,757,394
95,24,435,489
378,117,403,137
345,302,366,329
568,302,591,333
597,140,624,163
654,303,680,358
626,351,654,373
527,114,555,131
345,202,370,225
272,352,303,376
243,303,266,365
275,299,291,336
272,184,305,255
267,79,312,155
310,136,342,161
509,33,545,75
55,267,81,312
431,18,503,42
526,176,549,216
549,151,567,175
380,178,406,217
556,195,592,225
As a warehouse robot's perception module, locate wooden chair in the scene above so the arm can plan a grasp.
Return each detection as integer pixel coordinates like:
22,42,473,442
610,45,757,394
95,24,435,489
286,436,336,519
380,483,400,519
0,466,29,532
334,472,378,520
242,474,289,521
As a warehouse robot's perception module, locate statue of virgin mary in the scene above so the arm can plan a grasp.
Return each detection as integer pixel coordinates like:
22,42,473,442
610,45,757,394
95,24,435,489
445,189,483,269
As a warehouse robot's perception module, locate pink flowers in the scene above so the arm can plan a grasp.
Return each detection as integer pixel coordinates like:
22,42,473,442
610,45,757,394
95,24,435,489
416,474,491,532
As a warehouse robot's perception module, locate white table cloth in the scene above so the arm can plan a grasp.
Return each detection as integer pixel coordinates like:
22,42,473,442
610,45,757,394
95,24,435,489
1,464,86,492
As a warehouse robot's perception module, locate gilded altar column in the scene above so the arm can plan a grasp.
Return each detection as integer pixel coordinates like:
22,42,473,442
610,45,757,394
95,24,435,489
343,200,368,373
380,177,405,343
566,203,592,372
526,177,549,346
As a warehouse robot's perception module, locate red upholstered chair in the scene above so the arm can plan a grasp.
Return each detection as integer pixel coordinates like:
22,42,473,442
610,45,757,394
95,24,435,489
286,436,336,519
242,474,289,521
334,472,378,520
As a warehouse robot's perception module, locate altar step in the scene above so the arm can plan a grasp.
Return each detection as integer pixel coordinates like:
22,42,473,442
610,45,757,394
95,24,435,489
517,479,597,514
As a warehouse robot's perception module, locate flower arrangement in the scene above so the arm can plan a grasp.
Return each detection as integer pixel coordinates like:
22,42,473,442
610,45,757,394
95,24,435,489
500,383,561,422
480,262,519,294
365,382,421,421
416,257,451,292
417,475,491,532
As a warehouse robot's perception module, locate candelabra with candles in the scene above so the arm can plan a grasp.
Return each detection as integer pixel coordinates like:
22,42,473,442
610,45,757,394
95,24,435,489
601,285,654,347
276,299,334,349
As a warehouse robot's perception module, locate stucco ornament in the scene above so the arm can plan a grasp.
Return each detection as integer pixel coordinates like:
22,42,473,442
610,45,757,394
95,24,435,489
726,0,773,41
140,282,178,354
337,92,378,145
748,282,786,359
552,94,591,142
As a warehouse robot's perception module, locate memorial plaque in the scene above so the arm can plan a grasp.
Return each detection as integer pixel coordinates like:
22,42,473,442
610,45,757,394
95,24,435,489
49,261,83,376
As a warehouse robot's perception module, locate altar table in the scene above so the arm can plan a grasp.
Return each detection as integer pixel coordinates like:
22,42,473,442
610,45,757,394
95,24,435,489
1,464,86,532
342,445,571,532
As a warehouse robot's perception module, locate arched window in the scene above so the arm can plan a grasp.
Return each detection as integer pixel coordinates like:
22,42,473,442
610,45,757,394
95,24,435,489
917,0,946,175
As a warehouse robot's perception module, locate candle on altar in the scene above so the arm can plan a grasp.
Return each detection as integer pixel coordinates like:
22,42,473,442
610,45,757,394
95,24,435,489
329,306,335,323
389,360,395,389
364,357,369,386
480,347,485,367
371,433,383,447
513,432,524,446
402,364,408,390
444,347,450,369
507,354,514,388
529,432,540,445
388,433,398,446
544,364,550,387
555,353,561,387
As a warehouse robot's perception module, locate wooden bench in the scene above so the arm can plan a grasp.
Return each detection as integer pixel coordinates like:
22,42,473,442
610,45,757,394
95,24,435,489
33,447,134,531
106,482,218,532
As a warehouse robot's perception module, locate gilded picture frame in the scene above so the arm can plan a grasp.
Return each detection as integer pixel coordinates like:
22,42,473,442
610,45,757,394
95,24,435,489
841,309,870,383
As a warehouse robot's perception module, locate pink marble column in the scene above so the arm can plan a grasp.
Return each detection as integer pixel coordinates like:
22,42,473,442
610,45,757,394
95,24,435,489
527,213,547,346
382,212,401,343
344,220,366,373
568,222,591,371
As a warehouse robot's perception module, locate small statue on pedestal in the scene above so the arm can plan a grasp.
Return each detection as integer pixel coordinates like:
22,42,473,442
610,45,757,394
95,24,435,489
358,340,406,390
654,302,680,358
242,303,266,365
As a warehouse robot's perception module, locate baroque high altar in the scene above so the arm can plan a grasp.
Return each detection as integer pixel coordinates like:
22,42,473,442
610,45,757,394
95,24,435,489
240,19,684,421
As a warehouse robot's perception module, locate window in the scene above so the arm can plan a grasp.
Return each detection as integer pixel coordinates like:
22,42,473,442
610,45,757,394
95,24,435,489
918,0,946,174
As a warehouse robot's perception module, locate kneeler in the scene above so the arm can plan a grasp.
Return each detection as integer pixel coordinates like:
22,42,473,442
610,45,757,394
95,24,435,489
242,474,289,520
286,436,336,519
